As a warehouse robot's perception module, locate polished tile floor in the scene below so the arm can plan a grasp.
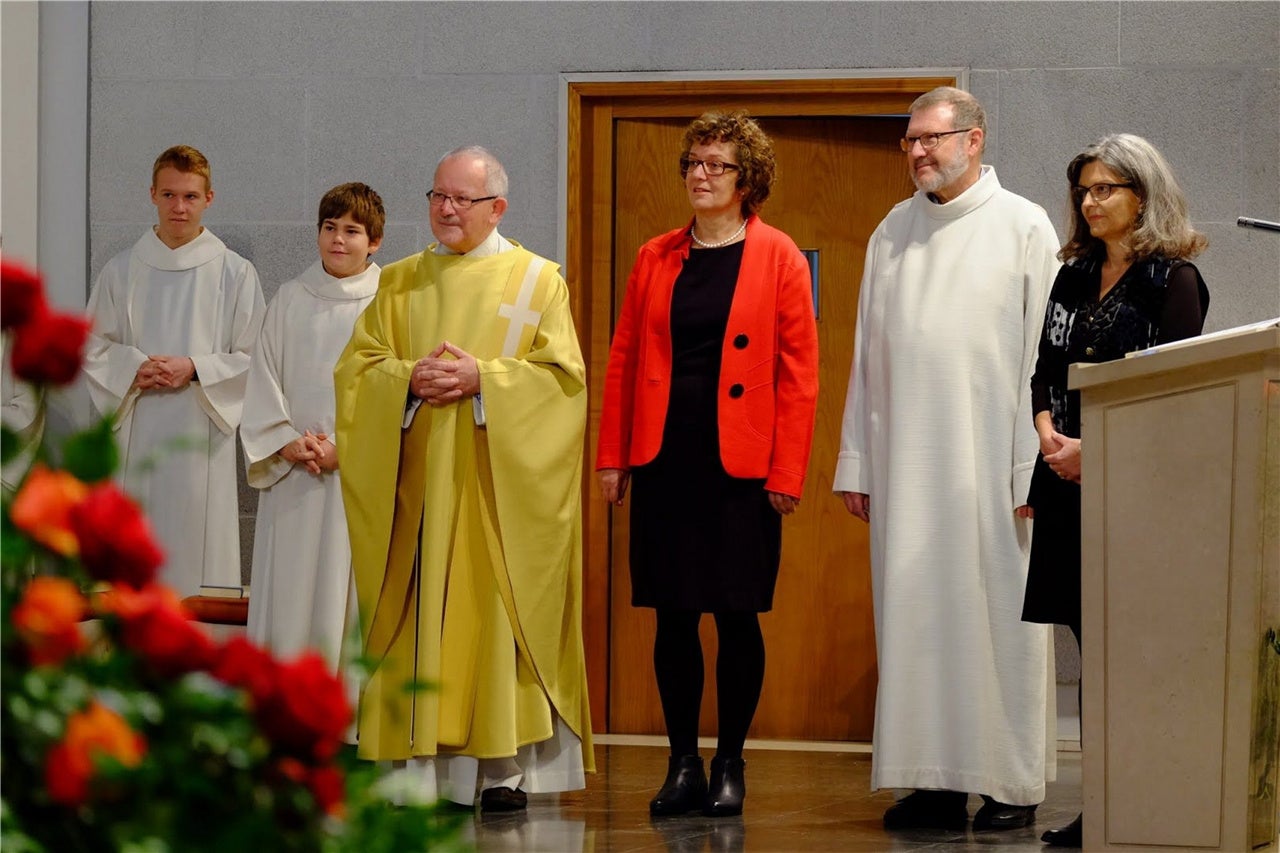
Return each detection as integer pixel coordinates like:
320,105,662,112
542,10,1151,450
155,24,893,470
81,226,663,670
463,744,1082,852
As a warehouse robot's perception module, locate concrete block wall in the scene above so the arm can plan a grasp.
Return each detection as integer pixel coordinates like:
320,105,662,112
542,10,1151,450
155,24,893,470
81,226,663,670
84,1,1279,681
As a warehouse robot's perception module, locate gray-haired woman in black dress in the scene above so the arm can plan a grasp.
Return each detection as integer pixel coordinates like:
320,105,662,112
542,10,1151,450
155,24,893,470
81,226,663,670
1021,133,1209,847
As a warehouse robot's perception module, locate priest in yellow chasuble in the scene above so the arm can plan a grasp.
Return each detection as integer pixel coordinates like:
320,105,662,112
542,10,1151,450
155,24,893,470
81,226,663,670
335,146,593,810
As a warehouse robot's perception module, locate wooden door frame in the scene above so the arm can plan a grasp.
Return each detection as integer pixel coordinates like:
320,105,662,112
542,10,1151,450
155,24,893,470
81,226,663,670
563,70,961,733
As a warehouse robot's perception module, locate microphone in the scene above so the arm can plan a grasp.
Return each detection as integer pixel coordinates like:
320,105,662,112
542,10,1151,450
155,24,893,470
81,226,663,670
1236,216,1280,233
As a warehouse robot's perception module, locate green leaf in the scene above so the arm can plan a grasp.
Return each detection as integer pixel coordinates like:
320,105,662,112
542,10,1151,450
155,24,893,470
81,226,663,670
0,524,34,571
60,416,119,483
0,426,23,467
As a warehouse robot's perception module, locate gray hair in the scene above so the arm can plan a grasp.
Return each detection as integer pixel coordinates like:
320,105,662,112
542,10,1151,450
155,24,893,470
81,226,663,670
1061,133,1207,262
438,145,510,197
909,86,987,153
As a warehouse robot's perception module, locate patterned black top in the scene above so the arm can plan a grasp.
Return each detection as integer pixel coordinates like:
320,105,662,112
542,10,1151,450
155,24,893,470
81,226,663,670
1030,253,1209,437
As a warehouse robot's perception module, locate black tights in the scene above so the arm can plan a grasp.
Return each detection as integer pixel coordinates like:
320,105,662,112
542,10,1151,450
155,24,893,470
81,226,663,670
653,608,765,760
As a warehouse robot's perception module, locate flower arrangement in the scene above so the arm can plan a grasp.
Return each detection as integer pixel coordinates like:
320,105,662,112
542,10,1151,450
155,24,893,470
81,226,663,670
0,260,462,852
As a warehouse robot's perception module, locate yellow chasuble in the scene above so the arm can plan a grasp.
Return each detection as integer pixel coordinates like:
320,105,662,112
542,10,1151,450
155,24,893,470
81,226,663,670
335,244,593,766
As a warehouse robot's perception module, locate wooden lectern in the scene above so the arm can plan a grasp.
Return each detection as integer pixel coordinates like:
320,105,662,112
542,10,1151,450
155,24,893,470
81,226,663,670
1073,324,1280,852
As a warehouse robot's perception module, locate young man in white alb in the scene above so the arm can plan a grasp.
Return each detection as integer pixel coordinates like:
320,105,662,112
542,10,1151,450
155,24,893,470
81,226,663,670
84,145,265,597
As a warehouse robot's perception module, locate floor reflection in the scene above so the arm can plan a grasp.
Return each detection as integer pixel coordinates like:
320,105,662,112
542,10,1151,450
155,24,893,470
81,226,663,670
463,744,1082,852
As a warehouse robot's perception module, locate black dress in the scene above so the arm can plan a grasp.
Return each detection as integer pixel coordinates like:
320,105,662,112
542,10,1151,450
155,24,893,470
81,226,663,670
1021,254,1209,626
629,242,783,612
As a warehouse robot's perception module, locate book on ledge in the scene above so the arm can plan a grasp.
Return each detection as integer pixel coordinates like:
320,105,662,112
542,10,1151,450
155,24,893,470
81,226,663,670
196,585,249,599
1126,317,1280,358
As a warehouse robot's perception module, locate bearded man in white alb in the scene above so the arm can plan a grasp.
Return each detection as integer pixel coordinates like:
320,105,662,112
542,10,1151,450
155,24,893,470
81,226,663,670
834,87,1060,832
84,145,265,597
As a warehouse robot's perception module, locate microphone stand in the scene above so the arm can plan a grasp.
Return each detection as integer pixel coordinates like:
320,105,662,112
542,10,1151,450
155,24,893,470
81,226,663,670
1236,216,1280,233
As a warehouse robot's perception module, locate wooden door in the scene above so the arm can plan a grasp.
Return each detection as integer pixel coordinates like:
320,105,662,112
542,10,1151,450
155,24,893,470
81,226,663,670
606,116,914,740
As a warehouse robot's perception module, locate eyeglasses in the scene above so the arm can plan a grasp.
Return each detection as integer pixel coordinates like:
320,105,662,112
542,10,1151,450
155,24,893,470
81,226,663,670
425,190,499,210
679,157,741,178
1071,182,1134,203
898,128,975,152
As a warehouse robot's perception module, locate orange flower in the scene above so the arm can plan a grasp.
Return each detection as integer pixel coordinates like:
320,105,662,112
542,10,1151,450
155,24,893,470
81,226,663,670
92,582,183,620
11,577,87,666
45,701,147,806
10,464,90,556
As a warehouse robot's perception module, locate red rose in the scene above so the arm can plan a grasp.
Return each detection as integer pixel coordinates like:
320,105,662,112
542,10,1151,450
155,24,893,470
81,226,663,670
109,585,217,677
69,484,165,588
10,309,92,386
212,636,278,704
1,259,47,330
307,764,346,816
45,740,89,806
255,652,351,760
11,577,87,666
273,756,308,784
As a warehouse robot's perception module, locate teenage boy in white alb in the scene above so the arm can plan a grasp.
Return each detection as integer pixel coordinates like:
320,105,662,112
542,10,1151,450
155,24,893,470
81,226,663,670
84,145,265,597
241,183,384,691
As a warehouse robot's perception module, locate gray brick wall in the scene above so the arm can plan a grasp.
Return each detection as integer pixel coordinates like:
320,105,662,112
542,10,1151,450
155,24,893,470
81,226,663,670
84,0,1280,681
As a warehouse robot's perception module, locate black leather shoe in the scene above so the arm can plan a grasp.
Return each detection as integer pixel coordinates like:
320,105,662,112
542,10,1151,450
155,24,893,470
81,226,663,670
650,755,707,816
972,795,1037,830
882,790,968,830
1041,813,1083,847
479,786,527,811
702,756,746,817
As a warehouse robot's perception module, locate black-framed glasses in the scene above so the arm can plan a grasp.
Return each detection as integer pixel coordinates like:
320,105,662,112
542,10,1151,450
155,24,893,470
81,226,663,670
679,157,741,178
1071,182,1135,203
425,190,499,210
898,128,975,152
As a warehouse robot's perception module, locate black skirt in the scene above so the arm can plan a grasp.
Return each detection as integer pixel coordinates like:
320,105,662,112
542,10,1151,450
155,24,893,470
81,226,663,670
1021,453,1082,627
628,242,782,613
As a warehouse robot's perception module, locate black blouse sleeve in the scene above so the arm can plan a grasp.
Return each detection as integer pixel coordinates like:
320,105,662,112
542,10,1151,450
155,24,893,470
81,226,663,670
1030,315,1055,417
1156,263,1209,344
1030,267,1074,417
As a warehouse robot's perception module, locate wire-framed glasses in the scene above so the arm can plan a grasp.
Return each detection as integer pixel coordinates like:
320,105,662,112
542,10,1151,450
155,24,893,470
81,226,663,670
425,191,499,210
898,128,975,152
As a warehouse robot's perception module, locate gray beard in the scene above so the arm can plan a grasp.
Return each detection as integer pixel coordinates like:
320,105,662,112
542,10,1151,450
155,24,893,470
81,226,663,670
912,151,970,194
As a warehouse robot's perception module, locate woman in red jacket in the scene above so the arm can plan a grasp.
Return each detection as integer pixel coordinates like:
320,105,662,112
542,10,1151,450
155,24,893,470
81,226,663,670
597,111,819,818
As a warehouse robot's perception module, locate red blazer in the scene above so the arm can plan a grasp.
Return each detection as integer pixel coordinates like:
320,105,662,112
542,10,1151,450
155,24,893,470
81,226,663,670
597,215,819,498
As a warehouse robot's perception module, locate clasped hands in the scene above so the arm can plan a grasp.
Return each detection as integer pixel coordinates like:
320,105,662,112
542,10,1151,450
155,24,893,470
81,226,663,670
1040,429,1081,484
133,355,196,391
280,430,337,475
1012,423,1082,519
410,342,480,406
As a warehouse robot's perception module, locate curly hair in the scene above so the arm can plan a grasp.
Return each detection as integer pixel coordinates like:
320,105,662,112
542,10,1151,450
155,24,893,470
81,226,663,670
1061,133,1207,263
681,111,776,217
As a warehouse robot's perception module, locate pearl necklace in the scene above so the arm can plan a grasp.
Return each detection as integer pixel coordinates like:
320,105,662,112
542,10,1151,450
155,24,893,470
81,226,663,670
690,219,747,249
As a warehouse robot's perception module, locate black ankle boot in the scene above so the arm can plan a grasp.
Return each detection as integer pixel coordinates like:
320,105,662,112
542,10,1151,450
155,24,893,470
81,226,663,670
650,755,707,816
1041,813,1083,847
702,756,746,816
